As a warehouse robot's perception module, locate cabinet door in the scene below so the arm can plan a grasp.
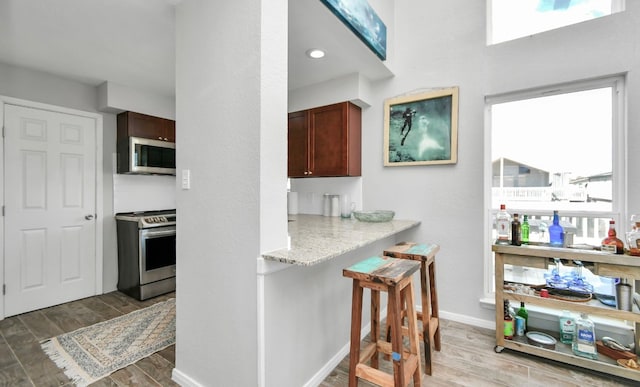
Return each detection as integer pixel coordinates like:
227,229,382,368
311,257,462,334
163,119,176,142
310,102,361,177
288,110,310,177
119,111,175,141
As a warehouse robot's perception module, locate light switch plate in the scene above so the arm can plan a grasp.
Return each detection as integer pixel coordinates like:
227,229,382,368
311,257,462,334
182,169,191,189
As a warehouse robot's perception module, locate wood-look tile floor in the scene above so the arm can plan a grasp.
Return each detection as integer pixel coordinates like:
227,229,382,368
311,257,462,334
0,291,177,387
2,292,637,386
321,318,638,387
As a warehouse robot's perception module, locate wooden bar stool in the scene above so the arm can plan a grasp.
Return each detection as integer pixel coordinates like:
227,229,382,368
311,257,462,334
384,242,441,375
343,256,422,387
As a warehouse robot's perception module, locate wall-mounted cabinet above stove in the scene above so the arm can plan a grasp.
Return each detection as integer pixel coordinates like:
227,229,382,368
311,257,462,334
117,111,175,142
117,111,176,175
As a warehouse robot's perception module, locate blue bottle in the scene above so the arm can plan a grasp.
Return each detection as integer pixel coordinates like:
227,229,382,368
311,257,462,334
549,210,564,246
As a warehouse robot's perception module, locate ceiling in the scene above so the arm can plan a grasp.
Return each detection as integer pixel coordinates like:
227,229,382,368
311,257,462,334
0,0,391,98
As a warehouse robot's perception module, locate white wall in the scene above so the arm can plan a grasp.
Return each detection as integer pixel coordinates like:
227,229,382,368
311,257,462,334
173,0,288,386
112,174,176,213
290,177,363,215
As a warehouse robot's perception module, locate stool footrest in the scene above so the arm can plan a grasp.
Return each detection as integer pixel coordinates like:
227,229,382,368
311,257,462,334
355,354,419,387
358,342,378,364
376,340,414,360
355,363,394,387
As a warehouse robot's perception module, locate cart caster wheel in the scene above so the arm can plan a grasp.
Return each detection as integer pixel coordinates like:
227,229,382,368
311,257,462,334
494,345,504,353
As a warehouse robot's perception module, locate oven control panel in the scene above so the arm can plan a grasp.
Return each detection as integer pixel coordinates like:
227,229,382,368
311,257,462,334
139,214,176,228
115,211,176,228
144,216,167,224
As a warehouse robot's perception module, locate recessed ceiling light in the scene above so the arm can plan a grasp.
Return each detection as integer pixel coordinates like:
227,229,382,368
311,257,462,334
306,49,325,59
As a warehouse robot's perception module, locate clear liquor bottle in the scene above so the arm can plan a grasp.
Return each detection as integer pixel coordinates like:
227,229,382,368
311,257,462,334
572,313,597,359
496,204,511,244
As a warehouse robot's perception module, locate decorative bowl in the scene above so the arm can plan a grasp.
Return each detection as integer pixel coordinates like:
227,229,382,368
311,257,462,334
353,210,395,222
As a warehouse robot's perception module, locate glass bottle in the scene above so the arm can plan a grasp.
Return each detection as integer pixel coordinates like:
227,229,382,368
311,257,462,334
572,313,598,360
521,215,530,244
496,204,511,244
516,301,528,332
511,213,521,246
548,210,564,247
626,215,640,256
503,300,514,340
601,219,624,254
559,310,575,344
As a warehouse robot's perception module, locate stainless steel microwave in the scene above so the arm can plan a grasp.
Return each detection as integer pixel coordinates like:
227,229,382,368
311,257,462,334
124,136,176,175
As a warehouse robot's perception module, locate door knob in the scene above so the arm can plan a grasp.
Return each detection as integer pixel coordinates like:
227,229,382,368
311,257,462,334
85,214,94,220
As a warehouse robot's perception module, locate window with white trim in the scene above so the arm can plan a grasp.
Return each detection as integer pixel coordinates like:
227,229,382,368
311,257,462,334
488,0,625,45
484,76,626,297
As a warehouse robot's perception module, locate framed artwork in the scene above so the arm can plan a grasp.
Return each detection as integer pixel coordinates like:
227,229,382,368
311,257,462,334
384,87,459,166
320,0,387,60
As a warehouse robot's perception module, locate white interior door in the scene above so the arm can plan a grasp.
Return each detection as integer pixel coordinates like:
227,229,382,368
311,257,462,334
3,104,97,317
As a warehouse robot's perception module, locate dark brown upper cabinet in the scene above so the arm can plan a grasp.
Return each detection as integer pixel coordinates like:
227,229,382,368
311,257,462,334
117,111,175,143
288,101,361,178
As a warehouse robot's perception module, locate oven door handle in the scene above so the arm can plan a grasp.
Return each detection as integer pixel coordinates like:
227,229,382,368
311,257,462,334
140,227,176,238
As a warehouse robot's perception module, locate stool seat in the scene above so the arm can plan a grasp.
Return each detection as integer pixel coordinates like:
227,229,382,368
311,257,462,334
384,242,440,376
344,256,422,387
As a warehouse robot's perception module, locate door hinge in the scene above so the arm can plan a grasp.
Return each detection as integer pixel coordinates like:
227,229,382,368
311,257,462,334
2,284,5,296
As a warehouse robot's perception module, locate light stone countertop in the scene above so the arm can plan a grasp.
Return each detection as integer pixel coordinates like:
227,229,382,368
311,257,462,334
261,214,421,266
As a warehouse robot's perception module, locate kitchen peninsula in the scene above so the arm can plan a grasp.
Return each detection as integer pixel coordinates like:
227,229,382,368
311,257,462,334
257,214,421,387
262,214,420,266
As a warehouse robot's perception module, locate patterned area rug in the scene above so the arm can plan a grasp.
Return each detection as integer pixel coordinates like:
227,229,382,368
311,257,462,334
41,298,176,386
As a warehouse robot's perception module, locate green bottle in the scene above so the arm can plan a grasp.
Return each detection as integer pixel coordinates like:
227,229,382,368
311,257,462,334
517,301,528,332
521,215,530,244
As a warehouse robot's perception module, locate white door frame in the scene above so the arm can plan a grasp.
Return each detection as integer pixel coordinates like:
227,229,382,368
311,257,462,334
0,96,103,320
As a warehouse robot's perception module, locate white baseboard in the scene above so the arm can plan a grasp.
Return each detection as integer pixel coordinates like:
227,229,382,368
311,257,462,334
302,340,352,387
302,307,381,387
439,309,495,330
172,367,204,387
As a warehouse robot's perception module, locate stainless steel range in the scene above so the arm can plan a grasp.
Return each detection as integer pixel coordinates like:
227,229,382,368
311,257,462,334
115,209,176,300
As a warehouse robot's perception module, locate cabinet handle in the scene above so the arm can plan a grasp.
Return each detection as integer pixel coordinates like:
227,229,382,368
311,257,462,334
308,171,312,175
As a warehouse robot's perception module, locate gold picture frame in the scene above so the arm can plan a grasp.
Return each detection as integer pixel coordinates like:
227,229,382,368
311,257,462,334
384,87,459,166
